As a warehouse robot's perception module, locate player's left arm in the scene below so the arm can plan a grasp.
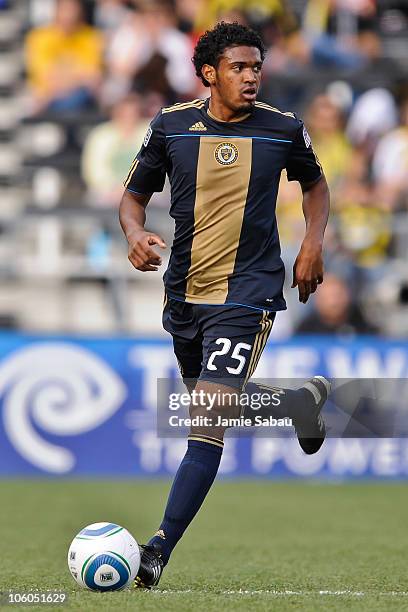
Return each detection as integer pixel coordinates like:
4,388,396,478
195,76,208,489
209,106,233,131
292,175,330,303
285,121,330,303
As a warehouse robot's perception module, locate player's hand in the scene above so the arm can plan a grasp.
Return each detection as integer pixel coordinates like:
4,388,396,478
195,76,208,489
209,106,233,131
291,240,323,303
127,229,166,272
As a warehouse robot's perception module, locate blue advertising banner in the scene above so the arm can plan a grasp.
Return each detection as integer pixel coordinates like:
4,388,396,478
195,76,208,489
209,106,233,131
0,333,407,478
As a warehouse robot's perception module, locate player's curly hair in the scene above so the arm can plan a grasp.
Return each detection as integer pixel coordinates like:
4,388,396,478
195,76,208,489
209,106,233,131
192,22,266,87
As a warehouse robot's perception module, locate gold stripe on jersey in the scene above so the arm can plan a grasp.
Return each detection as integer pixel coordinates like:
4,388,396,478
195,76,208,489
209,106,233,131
255,101,295,118
162,99,205,114
124,159,139,188
162,98,202,111
185,136,252,303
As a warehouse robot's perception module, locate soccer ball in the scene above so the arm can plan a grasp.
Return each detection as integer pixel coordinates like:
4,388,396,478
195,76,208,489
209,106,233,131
68,522,140,591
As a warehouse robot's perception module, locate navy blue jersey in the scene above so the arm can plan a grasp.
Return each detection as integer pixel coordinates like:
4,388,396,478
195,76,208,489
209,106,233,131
124,98,322,312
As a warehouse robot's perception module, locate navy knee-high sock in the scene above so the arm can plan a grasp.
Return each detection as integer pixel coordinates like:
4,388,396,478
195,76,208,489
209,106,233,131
148,436,223,565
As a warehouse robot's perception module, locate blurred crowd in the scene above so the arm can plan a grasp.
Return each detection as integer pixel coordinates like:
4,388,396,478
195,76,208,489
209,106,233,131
20,0,408,336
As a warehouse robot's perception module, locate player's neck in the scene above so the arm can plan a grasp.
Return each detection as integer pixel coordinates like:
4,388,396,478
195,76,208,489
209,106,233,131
208,95,251,123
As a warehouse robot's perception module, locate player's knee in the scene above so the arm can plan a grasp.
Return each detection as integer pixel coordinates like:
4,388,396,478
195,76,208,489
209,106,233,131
190,381,240,416
188,380,240,440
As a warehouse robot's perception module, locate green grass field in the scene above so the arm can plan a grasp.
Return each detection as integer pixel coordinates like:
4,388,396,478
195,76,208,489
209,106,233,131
1,481,408,611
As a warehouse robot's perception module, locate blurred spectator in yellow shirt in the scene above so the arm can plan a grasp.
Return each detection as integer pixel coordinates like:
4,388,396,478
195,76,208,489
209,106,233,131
25,0,103,114
276,176,304,250
334,150,391,272
305,94,352,190
81,94,150,207
278,94,353,253
193,0,291,33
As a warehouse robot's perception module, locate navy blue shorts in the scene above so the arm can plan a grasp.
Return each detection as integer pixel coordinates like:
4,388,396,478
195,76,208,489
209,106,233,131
163,296,275,389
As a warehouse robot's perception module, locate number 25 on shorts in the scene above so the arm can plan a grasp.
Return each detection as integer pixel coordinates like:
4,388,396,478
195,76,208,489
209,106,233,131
206,338,252,375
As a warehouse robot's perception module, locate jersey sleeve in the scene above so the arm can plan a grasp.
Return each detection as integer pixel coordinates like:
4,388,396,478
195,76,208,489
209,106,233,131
124,111,166,193
285,121,322,184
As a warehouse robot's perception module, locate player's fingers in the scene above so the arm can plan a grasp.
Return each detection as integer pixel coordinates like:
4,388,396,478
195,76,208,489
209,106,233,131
291,263,298,288
148,234,167,249
310,279,318,294
147,257,162,266
144,246,163,263
317,274,324,284
128,253,157,271
137,263,158,272
297,281,305,302
298,281,310,303
130,244,162,265
304,281,312,302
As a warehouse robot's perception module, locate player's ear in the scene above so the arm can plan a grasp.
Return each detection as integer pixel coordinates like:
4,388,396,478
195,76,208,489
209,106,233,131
202,64,216,86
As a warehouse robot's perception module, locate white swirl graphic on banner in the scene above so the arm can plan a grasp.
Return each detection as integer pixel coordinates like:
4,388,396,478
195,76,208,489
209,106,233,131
0,343,126,473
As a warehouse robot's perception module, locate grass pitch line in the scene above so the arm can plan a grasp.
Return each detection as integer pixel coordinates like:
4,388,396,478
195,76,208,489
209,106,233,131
154,589,408,597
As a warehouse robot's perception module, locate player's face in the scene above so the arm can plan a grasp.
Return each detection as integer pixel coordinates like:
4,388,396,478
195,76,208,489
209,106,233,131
214,46,262,113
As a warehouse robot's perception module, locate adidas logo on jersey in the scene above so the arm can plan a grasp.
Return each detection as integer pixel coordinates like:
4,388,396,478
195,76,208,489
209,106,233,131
189,121,207,131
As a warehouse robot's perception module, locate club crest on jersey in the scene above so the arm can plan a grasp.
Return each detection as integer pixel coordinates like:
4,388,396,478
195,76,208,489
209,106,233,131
143,126,152,147
214,142,239,165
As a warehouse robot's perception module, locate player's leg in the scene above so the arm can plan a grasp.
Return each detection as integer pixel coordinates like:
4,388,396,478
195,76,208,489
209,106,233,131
142,306,268,575
136,298,205,588
193,306,330,454
139,306,255,582
137,306,330,587
226,310,330,454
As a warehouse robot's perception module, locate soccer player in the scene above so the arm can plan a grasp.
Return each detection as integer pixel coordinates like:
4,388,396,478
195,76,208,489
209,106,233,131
119,22,330,588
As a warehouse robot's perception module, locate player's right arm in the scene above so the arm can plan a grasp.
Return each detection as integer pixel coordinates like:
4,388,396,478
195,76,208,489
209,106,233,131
119,111,167,272
119,191,166,272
